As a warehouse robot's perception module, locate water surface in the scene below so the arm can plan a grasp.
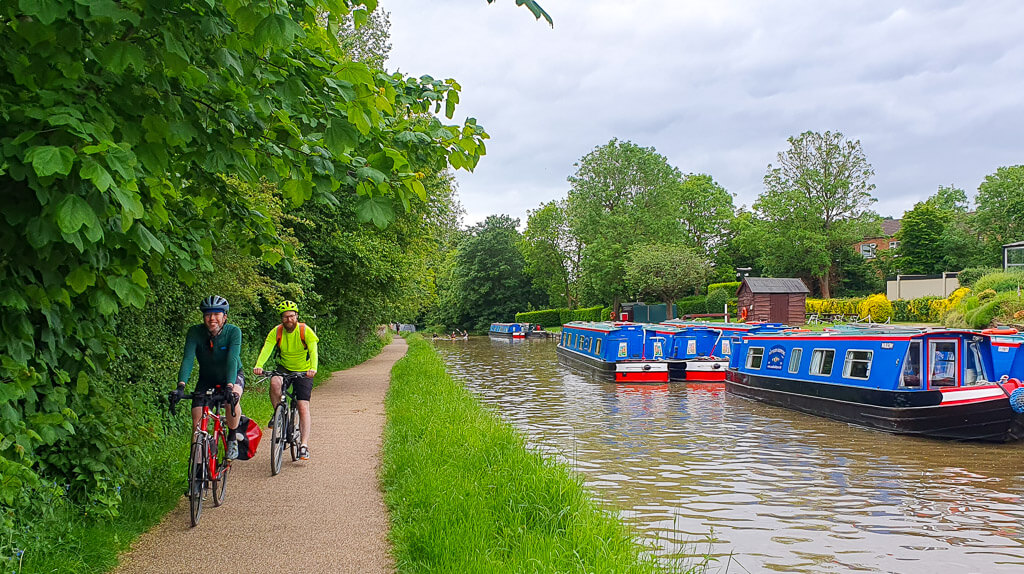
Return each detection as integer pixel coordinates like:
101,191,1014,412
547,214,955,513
434,337,1024,573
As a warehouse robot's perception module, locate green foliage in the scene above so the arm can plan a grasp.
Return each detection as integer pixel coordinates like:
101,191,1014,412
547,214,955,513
558,305,605,324
805,297,865,316
382,336,670,573
896,202,949,274
705,288,730,314
707,281,740,295
624,243,710,315
973,270,1024,294
891,297,940,322
677,295,708,315
522,201,575,309
958,267,1001,288
858,294,893,322
752,130,878,298
977,289,998,302
975,165,1024,252
515,309,562,327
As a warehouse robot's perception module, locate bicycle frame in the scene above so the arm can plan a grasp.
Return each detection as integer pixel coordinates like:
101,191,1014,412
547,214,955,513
194,397,229,483
170,385,236,526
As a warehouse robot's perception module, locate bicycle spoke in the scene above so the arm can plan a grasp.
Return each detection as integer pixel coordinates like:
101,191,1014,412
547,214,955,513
188,439,204,527
270,403,285,475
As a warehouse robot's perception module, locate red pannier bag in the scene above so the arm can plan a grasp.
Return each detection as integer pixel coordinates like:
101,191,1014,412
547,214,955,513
230,415,263,460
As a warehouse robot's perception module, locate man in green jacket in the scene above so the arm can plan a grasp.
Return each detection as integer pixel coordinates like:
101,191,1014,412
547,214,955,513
253,300,319,461
172,295,245,460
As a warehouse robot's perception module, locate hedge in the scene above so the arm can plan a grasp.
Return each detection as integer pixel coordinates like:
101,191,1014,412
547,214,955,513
676,295,707,315
707,281,740,295
516,305,605,327
514,309,562,327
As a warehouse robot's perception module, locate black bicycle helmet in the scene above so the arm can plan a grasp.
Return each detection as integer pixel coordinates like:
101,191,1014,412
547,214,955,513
199,295,229,313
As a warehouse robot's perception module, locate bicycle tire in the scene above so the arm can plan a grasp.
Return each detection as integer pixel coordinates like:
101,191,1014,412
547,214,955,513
270,402,286,475
188,439,205,527
289,402,300,461
211,435,230,507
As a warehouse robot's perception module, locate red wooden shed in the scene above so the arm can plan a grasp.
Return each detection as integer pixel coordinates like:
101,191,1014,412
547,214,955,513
737,277,810,325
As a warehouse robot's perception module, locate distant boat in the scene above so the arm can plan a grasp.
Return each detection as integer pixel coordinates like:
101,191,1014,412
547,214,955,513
489,323,549,340
727,325,1024,441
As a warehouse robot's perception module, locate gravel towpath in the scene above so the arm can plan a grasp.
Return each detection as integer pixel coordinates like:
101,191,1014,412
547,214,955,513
114,338,407,574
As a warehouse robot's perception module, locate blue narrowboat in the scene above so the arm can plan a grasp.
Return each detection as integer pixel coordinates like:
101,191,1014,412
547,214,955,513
650,320,789,381
489,322,547,340
557,322,669,383
727,325,1024,441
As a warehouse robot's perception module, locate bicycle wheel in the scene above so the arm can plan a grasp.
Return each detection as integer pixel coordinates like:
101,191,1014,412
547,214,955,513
270,402,286,475
211,435,230,507
289,402,300,461
188,439,205,527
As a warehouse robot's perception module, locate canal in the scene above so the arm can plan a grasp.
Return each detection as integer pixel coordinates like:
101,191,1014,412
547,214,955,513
433,337,1024,573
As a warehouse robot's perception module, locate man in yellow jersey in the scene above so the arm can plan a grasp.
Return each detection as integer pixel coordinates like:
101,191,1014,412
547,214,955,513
252,300,319,460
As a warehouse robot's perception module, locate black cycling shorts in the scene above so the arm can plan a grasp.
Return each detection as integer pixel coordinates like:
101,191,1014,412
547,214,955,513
281,370,313,401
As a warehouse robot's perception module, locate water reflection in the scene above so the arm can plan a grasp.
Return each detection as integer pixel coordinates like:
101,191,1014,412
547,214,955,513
435,337,1024,573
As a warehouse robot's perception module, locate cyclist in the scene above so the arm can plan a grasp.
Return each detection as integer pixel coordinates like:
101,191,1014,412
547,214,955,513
252,300,319,461
171,295,245,460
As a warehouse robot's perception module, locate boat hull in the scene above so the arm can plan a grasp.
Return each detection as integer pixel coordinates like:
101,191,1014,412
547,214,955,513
727,372,1024,442
556,346,668,383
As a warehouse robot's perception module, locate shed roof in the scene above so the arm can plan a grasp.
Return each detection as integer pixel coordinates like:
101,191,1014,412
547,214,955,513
741,277,810,294
1003,241,1024,248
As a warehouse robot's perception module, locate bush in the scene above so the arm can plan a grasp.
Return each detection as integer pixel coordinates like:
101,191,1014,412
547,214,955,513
677,295,707,315
931,287,970,322
806,297,865,316
858,294,893,322
601,307,613,321
973,271,1024,294
705,288,730,314
707,281,740,295
957,267,1002,288
977,289,997,302
966,299,1002,328
515,309,562,327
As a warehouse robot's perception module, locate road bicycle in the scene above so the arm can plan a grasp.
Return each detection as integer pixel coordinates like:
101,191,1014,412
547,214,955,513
258,371,306,476
169,386,238,527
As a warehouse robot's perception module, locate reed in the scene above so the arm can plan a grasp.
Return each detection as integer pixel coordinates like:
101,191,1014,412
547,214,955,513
382,334,692,573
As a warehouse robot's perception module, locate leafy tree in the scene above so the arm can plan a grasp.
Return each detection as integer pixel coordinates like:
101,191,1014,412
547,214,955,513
338,4,392,67
975,165,1024,254
755,130,878,297
448,215,538,331
567,139,684,312
0,0,488,516
897,202,948,274
674,173,735,260
624,244,710,319
522,201,578,308
925,185,969,213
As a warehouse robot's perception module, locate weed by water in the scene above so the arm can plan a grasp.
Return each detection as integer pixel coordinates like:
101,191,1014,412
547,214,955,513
382,334,708,573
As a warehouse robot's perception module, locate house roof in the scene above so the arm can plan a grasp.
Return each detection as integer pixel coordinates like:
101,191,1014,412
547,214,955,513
880,219,902,237
741,277,810,294
1004,241,1024,248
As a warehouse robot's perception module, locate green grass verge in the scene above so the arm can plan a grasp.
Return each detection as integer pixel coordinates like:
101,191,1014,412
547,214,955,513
382,334,686,573
9,335,387,574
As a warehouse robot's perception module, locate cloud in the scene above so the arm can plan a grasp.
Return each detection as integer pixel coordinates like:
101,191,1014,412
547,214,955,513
384,0,1024,225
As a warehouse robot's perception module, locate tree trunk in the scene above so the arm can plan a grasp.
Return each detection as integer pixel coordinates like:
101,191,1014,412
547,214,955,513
665,297,675,320
820,272,832,299
612,296,620,321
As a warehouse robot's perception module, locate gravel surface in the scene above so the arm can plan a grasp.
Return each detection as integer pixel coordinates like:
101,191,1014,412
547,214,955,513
114,338,408,574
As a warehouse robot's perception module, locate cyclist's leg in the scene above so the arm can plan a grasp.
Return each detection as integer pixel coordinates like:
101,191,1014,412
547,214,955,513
190,405,204,431
224,371,244,431
293,375,314,454
269,375,284,408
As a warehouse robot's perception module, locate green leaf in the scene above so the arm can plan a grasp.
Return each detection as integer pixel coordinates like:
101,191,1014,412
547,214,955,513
281,178,313,207
89,289,118,315
79,160,114,192
76,371,89,395
55,195,99,234
18,0,67,25
110,187,144,221
261,249,283,265
356,166,387,186
355,197,395,229
27,145,75,177
254,14,304,50
324,119,359,157
66,266,97,294
100,42,145,74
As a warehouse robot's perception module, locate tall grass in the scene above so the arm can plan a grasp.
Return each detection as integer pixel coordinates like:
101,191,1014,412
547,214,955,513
8,334,387,574
382,335,686,573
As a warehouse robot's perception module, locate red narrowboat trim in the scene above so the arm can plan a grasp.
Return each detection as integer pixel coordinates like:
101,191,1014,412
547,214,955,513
615,371,669,383
685,371,727,382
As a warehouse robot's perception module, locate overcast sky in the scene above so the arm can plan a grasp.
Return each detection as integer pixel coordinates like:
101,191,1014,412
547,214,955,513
384,0,1024,226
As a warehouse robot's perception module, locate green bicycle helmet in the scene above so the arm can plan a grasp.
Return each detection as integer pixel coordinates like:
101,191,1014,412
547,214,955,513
276,300,299,315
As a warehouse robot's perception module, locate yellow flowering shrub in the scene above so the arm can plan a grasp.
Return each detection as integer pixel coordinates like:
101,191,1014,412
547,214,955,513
859,293,894,322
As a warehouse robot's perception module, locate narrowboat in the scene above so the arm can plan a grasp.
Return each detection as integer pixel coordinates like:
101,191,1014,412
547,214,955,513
488,323,548,340
557,321,669,383
652,320,789,381
727,325,1024,441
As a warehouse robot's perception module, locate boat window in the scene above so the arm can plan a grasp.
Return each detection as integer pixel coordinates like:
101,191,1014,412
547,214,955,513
788,348,803,373
901,341,921,388
929,340,958,387
595,339,602,356
747,347,765,369
964,341,988,386
809,349,835,376
843,350,872,379
721,339,731,355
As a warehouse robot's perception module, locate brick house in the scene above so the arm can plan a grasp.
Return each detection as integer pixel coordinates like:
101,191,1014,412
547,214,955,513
853,219,901,259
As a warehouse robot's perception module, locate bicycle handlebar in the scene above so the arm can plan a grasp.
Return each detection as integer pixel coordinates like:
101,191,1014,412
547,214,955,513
168,387,239,417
